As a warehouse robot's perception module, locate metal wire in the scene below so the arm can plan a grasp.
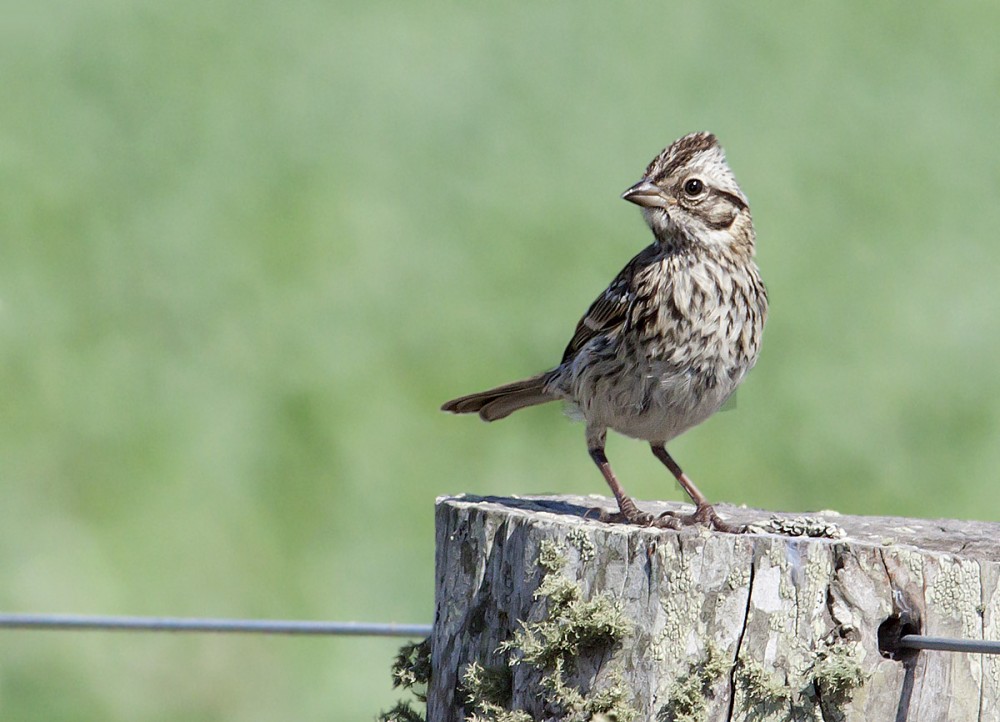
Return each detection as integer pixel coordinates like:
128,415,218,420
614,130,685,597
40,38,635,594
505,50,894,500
0,613,431,638
2,613,998,655
899,634,1000,656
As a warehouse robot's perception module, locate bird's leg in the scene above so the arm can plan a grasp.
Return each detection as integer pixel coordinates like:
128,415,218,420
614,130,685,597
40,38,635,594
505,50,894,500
588,445,653,526
649,444,743,533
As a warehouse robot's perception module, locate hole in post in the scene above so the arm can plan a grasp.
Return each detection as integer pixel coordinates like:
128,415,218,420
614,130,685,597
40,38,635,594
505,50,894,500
878,612,921,661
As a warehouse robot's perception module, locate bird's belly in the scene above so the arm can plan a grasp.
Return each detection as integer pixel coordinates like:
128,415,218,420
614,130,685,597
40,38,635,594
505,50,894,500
605,384,731,442
567,358,740,443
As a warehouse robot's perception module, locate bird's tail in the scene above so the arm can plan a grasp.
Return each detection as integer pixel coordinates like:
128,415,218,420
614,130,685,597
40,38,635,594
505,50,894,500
441,374,555,421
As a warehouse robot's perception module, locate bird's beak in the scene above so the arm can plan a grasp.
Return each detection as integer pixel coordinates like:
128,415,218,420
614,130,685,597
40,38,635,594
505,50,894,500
621,179,671,209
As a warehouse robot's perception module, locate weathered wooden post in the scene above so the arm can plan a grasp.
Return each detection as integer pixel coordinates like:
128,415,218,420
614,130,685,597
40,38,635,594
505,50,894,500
428,494,1000,721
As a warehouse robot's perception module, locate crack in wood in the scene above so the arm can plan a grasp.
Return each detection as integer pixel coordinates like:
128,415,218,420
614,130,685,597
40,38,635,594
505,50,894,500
726,549,756,722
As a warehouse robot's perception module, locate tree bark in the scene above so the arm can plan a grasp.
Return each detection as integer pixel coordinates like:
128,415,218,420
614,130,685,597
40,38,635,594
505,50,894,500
428,494,1000,722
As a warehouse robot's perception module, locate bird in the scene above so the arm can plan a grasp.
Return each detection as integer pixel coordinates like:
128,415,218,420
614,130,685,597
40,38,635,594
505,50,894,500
441,132,767,533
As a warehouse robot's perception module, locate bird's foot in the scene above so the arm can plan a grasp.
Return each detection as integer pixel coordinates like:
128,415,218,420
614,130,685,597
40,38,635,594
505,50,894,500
656,503,745,534
594,497,656,526
591,499,744,534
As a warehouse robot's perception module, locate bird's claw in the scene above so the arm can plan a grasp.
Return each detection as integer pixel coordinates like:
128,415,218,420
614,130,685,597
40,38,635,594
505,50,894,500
656,503,745,534
595,506,656,526
592,501,744,534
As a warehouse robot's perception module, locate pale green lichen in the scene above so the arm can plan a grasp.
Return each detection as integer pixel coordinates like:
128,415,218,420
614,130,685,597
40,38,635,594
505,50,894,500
391,638,432,698
462,662,530,722
658,643,731,722
929,558,980,639
539,658,636,722
987,654,1000,699
500,567,630,669
489,542,637,721
746,516,847,539
462,661,512,709
732,657,798,721
567,527,596,562
737,658,793,707
778,575,796,602
765,542,788,568
768,613,789,635
377,538,635,721
726,566,751,590
810,640,865,709
378,700,426,722
538,538,568,574
657,550,697,651
465,705,533,722
805,553,832,590
730,636,867,719
378,638,432,722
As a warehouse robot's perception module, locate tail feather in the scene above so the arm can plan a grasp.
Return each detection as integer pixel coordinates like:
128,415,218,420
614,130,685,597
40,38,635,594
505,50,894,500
441,374,554,421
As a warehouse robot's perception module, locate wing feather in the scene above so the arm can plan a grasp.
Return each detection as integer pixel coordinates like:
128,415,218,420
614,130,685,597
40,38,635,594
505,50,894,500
560,244,661,364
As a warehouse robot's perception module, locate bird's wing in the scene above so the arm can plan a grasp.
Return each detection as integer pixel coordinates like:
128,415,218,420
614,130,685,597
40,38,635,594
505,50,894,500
560,244,660,364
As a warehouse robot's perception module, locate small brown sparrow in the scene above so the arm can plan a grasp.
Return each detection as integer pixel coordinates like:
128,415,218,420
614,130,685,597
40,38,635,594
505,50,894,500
442,132,767,532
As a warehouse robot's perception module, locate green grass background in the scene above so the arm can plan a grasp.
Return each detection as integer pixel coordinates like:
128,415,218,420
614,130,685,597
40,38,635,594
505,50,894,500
2,1,999,719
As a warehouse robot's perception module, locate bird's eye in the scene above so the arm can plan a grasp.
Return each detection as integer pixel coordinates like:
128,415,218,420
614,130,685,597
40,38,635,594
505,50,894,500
683,178,704,196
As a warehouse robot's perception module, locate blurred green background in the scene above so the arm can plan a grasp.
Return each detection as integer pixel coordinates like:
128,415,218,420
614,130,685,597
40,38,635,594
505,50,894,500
2,1,999,719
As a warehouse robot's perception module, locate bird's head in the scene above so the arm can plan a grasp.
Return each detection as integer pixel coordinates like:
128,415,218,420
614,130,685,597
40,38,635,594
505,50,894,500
622,132,754,253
